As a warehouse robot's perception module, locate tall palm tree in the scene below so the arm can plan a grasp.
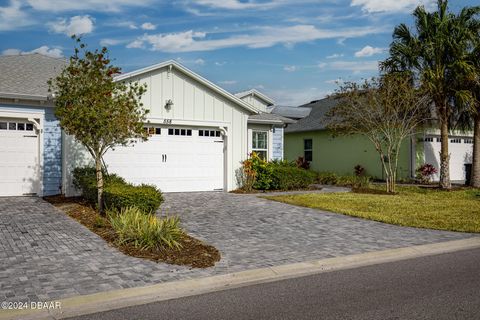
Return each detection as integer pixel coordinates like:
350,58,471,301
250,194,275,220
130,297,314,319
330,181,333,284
469,43,480,187
381,0,479,189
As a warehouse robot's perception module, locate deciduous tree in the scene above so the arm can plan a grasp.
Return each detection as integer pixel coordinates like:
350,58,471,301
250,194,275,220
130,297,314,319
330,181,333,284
49,38,148,214
326,74,430,193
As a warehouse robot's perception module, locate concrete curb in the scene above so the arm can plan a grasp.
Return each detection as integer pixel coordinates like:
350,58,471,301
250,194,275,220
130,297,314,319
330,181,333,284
2,236,479,320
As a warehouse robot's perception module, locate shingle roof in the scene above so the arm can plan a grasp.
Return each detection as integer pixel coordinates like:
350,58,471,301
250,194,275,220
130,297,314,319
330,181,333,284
270,106,312,119
0,54,66,99
284,96,339,133
248,112,296,124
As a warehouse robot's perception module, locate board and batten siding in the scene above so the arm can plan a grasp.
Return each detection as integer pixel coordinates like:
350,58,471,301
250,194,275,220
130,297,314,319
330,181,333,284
239,95,268,113
0,103,62,196
64,65,252,194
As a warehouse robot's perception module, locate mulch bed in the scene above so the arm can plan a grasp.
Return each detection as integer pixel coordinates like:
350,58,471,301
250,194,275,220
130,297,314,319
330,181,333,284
44,195,221,268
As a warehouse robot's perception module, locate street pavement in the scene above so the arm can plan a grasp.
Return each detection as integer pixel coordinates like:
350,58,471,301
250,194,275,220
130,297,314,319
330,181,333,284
68,247,480,320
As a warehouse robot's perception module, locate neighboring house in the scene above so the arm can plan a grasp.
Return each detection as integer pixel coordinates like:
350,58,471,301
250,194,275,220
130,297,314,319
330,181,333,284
0,54,65,196
270,105,312,121
235,89,295,160
284,97,473,182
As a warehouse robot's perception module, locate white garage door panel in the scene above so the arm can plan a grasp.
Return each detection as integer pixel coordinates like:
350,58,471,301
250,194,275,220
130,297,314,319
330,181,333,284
0,129,40,196
104,128,224,192
424,137,473,181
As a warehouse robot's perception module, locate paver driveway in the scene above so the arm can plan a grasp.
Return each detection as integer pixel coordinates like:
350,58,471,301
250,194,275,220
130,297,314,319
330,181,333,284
0,192,473,303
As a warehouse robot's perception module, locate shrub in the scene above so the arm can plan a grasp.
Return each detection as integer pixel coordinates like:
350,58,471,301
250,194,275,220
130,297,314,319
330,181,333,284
108,207,183,250
250,152,274,190
236,159,257,192
104,183,163,214
416,163,437,183
354,165,365,176
73,166,163,214
318,172,339,185
318,171,371,188
270,166,317,190
295,156,310,170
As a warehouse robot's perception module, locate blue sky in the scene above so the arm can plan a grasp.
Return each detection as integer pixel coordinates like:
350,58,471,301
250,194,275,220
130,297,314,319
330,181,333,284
0,0,477,106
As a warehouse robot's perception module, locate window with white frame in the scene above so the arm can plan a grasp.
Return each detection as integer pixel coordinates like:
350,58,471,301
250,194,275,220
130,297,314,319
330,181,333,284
252,131,268,160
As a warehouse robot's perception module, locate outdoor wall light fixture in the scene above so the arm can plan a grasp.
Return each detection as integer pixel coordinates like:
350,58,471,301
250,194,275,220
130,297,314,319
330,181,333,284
165,99,174,110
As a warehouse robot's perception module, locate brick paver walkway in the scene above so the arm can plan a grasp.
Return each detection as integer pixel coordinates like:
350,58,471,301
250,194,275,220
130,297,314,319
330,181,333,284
0,192,473,302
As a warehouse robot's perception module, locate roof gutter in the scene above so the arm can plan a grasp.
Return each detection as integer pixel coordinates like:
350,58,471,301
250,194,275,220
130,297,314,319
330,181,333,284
0,92,49,102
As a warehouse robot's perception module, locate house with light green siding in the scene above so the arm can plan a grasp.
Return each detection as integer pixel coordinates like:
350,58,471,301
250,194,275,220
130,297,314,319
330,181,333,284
283,97,473,182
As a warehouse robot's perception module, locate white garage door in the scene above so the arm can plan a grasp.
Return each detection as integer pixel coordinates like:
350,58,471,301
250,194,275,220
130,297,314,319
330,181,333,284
0,118,40,196
424,136,473,181
104,126,224,192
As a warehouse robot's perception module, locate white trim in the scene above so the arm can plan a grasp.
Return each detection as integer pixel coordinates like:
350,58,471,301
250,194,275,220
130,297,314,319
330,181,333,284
115,60,259,114
235,89,275,106
247,118,283,124
146,117,230,127
0,92,49,102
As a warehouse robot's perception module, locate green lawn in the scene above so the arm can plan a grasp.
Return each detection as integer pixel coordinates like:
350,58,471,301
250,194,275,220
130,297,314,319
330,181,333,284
265,186,480,233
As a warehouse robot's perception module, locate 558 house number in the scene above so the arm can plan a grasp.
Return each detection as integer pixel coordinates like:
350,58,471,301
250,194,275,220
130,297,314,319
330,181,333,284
163,119,172,124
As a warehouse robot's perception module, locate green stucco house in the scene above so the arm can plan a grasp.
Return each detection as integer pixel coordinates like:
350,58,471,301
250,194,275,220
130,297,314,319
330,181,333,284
281,97,473,182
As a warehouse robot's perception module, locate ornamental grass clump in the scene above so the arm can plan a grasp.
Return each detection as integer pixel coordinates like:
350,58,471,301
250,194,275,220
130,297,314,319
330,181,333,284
108,207,183,250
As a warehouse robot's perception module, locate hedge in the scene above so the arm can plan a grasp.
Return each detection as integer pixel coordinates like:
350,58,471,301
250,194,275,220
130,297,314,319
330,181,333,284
73,167,163,214
270,166,318,190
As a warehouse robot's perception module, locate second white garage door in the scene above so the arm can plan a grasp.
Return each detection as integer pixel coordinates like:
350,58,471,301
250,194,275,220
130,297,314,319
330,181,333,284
424,135,473,181
104,126,224,192
0,118,40,196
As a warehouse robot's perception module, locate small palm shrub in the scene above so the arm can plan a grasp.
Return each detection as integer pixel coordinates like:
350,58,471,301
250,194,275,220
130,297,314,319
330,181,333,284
108,207,183,250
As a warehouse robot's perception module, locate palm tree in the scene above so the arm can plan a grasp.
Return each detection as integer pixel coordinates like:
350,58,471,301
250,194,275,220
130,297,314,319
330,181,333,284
381,0,479,189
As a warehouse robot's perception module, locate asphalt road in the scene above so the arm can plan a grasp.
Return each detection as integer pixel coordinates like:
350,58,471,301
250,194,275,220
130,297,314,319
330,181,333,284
69,248,480,320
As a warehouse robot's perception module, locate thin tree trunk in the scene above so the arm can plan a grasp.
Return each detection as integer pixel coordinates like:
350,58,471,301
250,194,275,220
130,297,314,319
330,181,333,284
439,119,451,189
95,156,105,215
471,113,480,188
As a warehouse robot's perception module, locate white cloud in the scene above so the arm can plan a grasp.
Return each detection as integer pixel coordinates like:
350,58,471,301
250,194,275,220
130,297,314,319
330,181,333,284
218,80,237,85
26,0,154,12
1,48,21,55
215,61,226,66
186,0,277,10
324,78,343,85
2,46,63,58
126,40,145,49
326,53,344,59
131,24,385,53
351,0,435,14
194,58,205,65
141,22,156,30
283,65,296,72
100,38,126,46
48,15,94,36
0,0,32,31
354,45,384,57
268,87,330,106
319,60,379,73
